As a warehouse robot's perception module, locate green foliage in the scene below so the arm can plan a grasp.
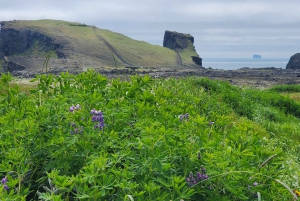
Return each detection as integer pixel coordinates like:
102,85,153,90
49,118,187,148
0,70,299,200
269,84,300,93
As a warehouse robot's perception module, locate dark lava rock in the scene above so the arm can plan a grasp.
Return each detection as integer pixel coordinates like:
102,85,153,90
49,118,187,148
286,53,300,69
163,30,194,50
191,56,202,66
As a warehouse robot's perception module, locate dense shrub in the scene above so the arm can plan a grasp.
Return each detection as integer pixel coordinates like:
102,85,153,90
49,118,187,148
0,71,299,200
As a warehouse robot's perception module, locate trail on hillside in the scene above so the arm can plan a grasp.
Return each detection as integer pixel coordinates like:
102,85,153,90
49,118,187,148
92,28,132,66
175,51,183,66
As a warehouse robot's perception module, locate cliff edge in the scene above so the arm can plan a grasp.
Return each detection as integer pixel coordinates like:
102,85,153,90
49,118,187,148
163,30,202,66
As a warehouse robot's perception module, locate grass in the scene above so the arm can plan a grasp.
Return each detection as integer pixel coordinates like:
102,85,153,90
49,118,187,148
281,92,300,101
99,29,178,66
269,84,300,101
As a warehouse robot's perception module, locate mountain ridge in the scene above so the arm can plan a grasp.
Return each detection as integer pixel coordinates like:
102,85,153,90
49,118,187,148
0,19,202,74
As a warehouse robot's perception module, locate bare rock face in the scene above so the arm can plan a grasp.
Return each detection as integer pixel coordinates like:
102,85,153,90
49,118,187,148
0,21,67,73
163,30,194,50
286,53,300,69
0,26,65,58
163,30,202,66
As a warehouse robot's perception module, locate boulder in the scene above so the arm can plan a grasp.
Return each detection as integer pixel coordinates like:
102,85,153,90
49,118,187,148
286,53,300,69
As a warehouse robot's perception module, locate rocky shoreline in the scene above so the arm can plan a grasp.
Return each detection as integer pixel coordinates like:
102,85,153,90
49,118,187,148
6,67,300,89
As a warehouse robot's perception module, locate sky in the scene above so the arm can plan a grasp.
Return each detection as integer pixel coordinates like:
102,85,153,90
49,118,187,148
0,0,299,58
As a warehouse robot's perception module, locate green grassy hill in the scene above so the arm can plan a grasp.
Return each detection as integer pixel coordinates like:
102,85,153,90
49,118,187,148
0,20,200,72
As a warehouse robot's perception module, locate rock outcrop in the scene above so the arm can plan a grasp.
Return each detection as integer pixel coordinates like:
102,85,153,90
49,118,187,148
3,56,26,72
286,53,300,69
163,30,194,50
0,21,69,72
163,30,202,66
0,25,65,58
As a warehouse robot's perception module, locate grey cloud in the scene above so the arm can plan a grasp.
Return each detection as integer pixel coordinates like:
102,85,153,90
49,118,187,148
0,0,299,58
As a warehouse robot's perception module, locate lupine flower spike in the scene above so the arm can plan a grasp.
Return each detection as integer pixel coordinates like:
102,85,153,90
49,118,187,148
91,108,104,130
69,104,81,113
179,113,189,122
69,104,83,134
1,176,8,191
186,167,209,186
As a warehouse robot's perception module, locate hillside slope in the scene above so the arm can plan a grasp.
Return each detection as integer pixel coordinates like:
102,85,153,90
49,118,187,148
0,20,201,74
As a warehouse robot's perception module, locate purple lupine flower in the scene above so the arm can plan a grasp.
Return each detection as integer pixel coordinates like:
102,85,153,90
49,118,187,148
179,113,189,122
209,121,215,126
70,104,81,112
185,113,189,119
202,174,208,180
186,167,209,186
75,104,81,111
91,109,104,130
2,177,8,191
92,116,98,122
1,177,7,184
69,105,75,112
201,166,206,174
90,108,96,115
3,185,9,191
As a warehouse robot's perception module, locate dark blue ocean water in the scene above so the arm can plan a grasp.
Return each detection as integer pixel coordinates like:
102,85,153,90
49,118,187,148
202,58,289,70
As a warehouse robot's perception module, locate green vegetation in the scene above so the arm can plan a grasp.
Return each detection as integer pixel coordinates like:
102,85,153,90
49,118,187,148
269,84,300,93
179,47,199,66
98,29,178,67
0,71,299,200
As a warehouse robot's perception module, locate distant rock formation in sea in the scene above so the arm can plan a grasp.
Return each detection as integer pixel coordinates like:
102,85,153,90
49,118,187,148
253,54,261,59
286,53,300,69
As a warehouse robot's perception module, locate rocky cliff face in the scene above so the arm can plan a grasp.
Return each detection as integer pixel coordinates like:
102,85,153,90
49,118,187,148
0,25,65,58
286,53,300,69
163,30,202,66
163,30,194,50
0,21,67,72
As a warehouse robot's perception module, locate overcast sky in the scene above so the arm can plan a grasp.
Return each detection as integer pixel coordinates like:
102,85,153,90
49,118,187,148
1,0,299,58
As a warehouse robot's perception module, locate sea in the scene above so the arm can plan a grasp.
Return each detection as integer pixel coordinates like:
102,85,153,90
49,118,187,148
202,58,289,70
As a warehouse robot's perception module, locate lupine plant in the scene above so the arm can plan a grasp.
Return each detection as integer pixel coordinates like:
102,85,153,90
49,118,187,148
0,70,299,200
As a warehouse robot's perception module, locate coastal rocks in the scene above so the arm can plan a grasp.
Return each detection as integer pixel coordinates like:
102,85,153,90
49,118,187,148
286,53,300,69
163,30,202,66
